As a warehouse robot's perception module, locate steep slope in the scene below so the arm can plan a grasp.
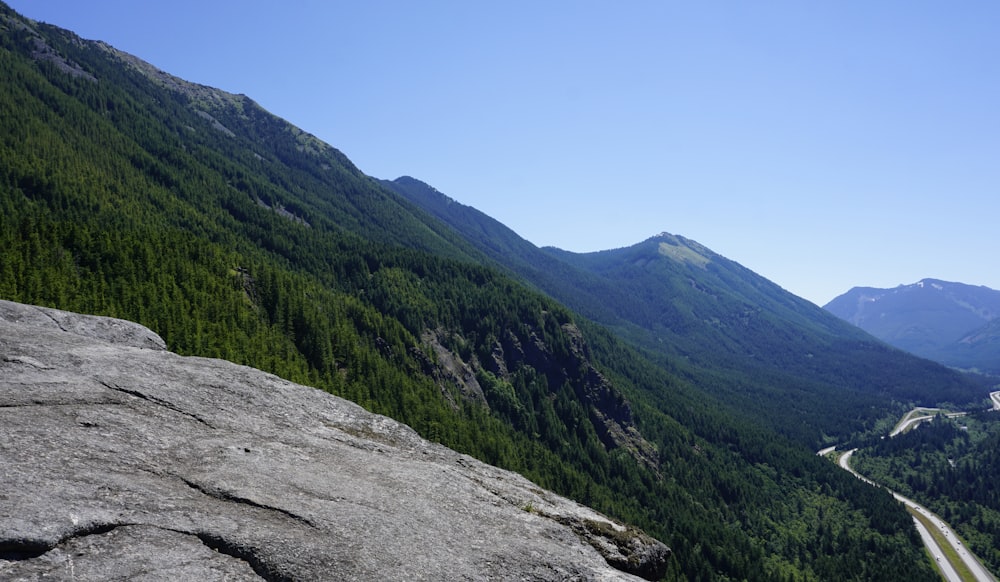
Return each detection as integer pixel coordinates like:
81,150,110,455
1,6,482,265
390,177,988,444
0,5,946,580
826,279,1000,375
382,176,629,327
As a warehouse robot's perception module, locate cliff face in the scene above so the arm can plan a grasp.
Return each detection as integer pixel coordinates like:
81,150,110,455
0,300,668,581
419,320,659,473
495,321,659,471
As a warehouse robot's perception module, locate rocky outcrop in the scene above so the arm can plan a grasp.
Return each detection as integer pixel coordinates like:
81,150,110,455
559,322,660,472
488,318,659,472
0,300,669,581
415,329,489,409
0,11,96,82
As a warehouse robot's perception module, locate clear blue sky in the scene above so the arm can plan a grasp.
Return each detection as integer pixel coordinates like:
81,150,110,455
9,1,1000,305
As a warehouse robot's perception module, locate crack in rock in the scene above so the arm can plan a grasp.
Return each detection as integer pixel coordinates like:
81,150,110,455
98,380,216,429
195,532,292,582
1,523,273,581
0,522,125,561
176,475,317,530
0,401,122,408
31,305,70,333
1,355,53,369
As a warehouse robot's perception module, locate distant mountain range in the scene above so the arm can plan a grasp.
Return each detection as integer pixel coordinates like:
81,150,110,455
825,279,1000,376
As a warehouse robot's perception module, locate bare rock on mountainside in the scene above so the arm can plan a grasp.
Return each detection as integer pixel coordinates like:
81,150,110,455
0,300,669,581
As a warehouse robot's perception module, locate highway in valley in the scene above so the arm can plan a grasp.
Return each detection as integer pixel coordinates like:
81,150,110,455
834,446,997,582
820,395,1000,581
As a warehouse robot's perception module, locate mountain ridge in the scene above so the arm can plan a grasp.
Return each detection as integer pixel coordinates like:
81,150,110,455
390,177,989,445
825,278,1000,375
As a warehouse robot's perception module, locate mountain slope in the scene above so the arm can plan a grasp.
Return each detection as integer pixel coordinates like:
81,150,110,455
389,177,989,444
381,176,634,329
0,5,945,580
826,279,1000,375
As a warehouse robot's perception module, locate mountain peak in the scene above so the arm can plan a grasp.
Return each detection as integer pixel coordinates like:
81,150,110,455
825,279,1000,373
910,278,948,290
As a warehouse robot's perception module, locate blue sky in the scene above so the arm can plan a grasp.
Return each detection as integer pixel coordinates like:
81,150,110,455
9,1,1000,305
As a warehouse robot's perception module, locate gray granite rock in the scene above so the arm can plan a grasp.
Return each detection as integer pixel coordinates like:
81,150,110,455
0,300,669,581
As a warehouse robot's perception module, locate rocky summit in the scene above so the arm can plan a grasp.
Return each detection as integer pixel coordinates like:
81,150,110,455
0,300,669,581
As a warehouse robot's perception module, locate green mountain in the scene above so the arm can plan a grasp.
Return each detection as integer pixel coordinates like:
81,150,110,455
0,4,956,580
388,177,988,444
826,279,1000,376
381,175,631,328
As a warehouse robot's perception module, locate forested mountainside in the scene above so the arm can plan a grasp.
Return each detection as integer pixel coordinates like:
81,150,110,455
0,4,945,579
388,176,990,444
826,279,1000,376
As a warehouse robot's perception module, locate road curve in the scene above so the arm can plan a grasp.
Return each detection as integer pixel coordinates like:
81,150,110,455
891,409,938,437
838,449,997,582
991,391,1000,411
891,408,941,437
890,409,969,438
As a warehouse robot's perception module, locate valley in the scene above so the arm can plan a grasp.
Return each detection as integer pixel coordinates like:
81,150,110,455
837,449,996,582
831,398,1000,582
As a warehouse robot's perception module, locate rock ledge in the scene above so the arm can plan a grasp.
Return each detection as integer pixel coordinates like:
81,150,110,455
0,300,669,581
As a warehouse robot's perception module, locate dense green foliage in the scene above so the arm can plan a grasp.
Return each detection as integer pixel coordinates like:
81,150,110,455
0,6,947,579
853,412,1000,575
388,177,989,448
